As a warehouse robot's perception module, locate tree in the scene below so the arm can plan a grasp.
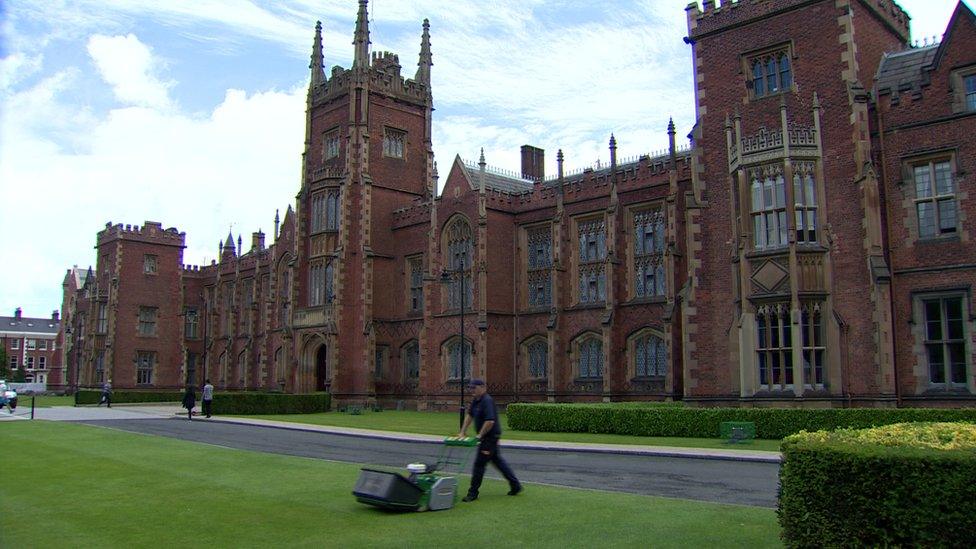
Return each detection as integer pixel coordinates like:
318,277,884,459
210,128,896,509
0,347,8,379
12,367,26,382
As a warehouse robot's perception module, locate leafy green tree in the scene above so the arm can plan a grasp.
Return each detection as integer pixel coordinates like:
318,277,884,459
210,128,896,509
0,347,8,379
12,367,26,383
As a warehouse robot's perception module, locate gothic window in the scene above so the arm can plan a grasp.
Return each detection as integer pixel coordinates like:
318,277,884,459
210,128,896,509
311,193,325,233
143,254,157,274
793,162,818,244
326,190,340,231
526,339,548,379
800,303,826,388
374,345,388,380
408,256,424,313
238,352,247,387
94,351,105,383
446,338,472,381
278,268,291,328
756,303,793,390
403,340,420,380
323,130,339,160
751,165,788,250
913,159,957,238
383,128,406,158
922,295,968,386
967,75,976,111
576,335,603,379
96,303,107,333
223,283,234,336
273,347,283,385
526,226,552,307
310,264,323,307
633,209,665,298
577,218,606,304
185,308,198,339
138,306,157,336
136,351,155,385
750,49,791,99
445,218,473,309
633,332,666,378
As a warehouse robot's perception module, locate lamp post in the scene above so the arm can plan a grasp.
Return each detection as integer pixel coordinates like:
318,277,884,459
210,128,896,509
440,256,466,431
66,325,81,406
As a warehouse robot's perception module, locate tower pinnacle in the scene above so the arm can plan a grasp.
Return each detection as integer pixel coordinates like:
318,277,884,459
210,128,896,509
353,0,370,68
310,21,326,88
415,18,432,85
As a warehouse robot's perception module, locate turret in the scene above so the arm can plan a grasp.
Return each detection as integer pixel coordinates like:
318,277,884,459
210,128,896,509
309,21,326,89
353,0,370,69
415,19,432,86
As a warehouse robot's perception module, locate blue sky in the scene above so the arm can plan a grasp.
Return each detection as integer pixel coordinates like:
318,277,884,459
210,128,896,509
0,0,966,318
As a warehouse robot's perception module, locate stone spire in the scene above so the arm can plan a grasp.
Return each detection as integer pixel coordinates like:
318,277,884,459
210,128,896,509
309,21,326,89
415,18,432,85
353,0,370,69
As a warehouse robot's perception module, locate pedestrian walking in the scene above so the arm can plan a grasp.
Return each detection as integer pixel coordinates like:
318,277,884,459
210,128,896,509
201,379,214,418
181,384,196,420
457,379,522,502
98,380,112,407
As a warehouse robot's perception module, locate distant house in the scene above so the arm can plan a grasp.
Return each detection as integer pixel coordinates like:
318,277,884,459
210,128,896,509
1,308,61,386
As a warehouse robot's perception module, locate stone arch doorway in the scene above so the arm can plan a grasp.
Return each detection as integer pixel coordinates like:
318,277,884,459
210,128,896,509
315,345,329,392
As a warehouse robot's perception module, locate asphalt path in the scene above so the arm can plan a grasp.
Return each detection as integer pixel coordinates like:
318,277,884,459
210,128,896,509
81,418,780,507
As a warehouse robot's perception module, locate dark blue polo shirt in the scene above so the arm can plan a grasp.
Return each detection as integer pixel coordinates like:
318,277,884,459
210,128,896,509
468,393,502,438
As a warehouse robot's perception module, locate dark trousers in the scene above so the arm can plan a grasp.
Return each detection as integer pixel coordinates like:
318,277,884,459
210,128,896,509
202,399,212,418
467,436,519,496
99,393,111,407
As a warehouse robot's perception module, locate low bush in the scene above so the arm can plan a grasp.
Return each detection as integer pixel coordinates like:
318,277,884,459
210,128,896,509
76,390,180,405
778,422,976,547
211,392,330,415
506,403,976,439
76,390,330,414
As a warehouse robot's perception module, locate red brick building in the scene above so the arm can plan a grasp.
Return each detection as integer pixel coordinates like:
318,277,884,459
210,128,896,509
59,0,975,408
1,308,61,385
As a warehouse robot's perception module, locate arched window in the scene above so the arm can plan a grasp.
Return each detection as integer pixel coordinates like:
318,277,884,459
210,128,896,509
576,336,603,379
273,347,282,384
444,218,473,309
779,53,792,90
445,338,472,381
633,332,667,378
403,340,420,380
326,190,340,231
752,61,765,97
524,338,548,379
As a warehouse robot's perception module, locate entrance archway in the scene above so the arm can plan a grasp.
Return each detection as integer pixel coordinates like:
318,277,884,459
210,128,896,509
315,345,329,391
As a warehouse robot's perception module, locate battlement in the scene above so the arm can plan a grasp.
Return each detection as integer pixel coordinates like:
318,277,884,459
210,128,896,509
687,0,910,42
312,63,430,108
391,201,431,229
97,220,186,248
371,51,401,73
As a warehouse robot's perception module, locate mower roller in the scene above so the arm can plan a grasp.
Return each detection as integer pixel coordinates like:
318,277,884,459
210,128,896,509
352,436,478,512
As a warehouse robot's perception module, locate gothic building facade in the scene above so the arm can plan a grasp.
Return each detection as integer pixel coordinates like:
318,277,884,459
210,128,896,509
56,0,976,408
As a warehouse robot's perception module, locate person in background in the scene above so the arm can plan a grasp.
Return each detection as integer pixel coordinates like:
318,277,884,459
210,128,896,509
181,384,196,421
457,379,522,502
98,379,112,407
201,379,214,418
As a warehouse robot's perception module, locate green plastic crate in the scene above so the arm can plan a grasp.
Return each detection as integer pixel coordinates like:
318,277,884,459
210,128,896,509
720,421,756,443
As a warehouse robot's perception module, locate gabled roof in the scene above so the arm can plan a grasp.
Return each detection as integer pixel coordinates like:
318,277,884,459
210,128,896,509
458,158,535,194
876,44,939,95
0,316,60,335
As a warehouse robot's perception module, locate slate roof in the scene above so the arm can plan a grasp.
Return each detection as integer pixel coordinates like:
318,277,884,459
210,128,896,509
876,44,939,94
0,316,61,335
461,162,535,194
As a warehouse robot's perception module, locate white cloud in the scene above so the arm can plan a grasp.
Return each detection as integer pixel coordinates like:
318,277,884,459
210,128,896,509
87,33,176,110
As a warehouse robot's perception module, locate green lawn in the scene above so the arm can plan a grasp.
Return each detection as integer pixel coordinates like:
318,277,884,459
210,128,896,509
0,421,781,548
9,394,75,407
242,410,784,452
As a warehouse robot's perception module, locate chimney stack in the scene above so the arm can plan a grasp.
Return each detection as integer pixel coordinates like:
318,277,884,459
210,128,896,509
14,307,22,320
520,145,545,181
252,231,266,251
52,311,60,322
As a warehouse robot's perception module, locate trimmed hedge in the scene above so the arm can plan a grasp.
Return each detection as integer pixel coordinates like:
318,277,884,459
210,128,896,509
76,390,180,405
505,403,976,439
778,423,976,547
211,392,330,415
76,390,330,414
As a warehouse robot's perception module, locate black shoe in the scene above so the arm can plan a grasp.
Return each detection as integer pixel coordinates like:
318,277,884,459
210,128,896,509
461,494,478,502
507,484,522,496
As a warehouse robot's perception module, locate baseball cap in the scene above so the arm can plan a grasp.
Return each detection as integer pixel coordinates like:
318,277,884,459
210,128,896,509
467,379,485,388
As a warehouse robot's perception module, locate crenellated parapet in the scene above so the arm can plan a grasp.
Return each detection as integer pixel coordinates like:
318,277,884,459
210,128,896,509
392,201,431,229
686,0,909,42
96,220,185,248
312,61,431,107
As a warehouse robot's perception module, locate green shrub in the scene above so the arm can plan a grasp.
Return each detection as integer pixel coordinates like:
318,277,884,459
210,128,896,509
506,403,976,439
778,423,976,547
76,390,181,405
211,392,330,415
